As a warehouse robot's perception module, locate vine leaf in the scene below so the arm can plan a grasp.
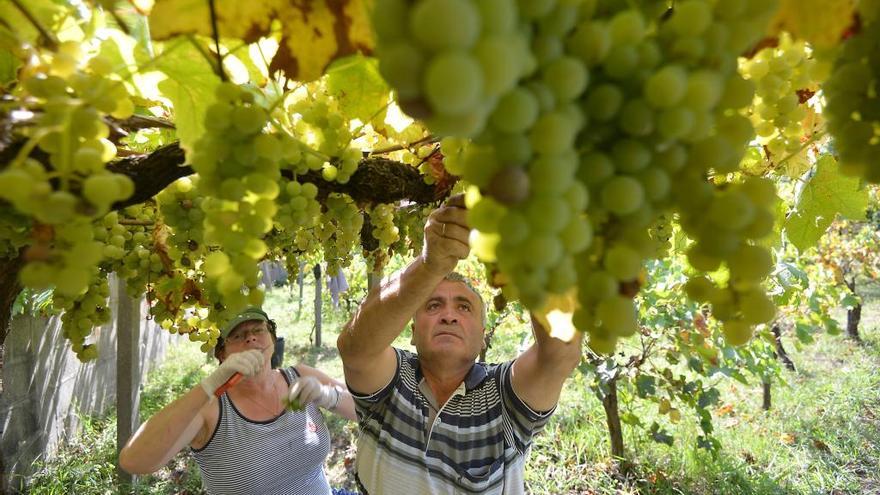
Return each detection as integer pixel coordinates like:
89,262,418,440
769,0,855,49
0,0,66,46
153,41,221,156
148,0,374,82
0,50,18,87
784,155,869,252
325,55,389,123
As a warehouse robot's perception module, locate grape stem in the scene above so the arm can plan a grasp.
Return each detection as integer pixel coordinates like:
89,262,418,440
371,135,438,155
773,129,826,169
207,0,228,82
118,219,155,226
9,0,58,50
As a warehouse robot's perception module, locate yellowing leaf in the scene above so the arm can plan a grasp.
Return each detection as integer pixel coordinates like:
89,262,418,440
148,0,374,82
271,1,374,81
769,0,856,48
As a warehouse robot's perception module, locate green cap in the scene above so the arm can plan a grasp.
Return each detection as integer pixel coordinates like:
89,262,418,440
220,307,270,339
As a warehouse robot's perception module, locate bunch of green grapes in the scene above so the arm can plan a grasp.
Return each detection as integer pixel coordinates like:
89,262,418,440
156,175,205,267
391,205,430,256
376,0,781,352
189,82,282,314
372,0,533,137
741,33,819,160
276,180,322,232
104,205,166,297
11,43,134,216
19,217,106,297
369,203,400,247
318,193,364,275
571,0,779,351
1,43,136,296
451,2,594,310
823,17,880,182
288,96,362,183
54,268,110,362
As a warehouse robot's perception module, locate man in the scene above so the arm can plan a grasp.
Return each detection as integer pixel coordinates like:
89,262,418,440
337,195,584,494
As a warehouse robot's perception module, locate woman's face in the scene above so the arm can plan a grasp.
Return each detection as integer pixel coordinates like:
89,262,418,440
218,320,275,362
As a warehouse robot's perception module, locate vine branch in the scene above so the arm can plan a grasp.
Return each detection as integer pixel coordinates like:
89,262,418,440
9,0,58,49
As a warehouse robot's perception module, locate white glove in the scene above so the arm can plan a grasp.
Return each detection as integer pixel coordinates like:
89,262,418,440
288,376,340,410
200,349,265,397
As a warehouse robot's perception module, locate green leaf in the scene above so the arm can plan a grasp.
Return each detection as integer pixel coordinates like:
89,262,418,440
153,41,221,156
824,316,842,335
650,422,674,446
697,388,720,409
325,55,390,124
635,374,656,398
840,292,860,309
785,155,869,251
795,322,816,344
0,0,66,44
620,412,642,426
0,49,18,88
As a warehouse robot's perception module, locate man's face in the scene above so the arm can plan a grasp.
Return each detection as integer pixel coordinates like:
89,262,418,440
412,280,485,365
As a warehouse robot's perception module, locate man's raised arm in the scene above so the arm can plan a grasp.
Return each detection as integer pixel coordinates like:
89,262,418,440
510,316,585,413
337,196,470,395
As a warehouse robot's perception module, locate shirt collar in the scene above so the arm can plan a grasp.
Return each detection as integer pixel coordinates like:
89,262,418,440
411,354,488,392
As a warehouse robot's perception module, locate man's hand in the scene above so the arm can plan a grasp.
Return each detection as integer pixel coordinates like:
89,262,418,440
199,349,264,397
422,194,470,277
288,376,340,410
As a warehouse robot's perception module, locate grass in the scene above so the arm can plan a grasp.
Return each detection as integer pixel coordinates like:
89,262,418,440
25,282,880,494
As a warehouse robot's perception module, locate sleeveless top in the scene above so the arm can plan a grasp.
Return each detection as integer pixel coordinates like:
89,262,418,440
192,366,333,495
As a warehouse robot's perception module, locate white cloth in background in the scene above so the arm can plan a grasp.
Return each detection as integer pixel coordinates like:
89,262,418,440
326,270,349,308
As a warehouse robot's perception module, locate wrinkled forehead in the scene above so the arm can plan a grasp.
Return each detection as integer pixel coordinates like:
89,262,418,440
427,280,481,306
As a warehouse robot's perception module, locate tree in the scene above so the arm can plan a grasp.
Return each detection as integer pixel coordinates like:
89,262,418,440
0,0,876,367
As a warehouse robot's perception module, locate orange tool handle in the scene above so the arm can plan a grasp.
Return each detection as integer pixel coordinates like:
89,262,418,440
214,372,243,397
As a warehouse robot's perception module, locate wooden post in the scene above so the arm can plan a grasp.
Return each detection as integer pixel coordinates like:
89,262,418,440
116,276,140,490
313,264,322,347
295,262,305,322
762,380,772,411
846,278,862,342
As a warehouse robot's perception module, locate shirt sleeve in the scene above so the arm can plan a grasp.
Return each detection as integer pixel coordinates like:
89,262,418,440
496,360,556,455
346,347,403,419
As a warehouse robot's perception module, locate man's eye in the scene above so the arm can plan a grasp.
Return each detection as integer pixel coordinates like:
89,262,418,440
459,305,471,312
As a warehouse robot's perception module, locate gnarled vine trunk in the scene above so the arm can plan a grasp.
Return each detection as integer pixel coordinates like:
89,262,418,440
601,379,625,460
845,278,862,342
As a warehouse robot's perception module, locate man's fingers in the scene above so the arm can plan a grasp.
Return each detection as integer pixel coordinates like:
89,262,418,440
432,206,468,229
437,222,469,242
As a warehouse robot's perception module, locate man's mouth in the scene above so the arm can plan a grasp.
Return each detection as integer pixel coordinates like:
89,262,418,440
435,330,462,340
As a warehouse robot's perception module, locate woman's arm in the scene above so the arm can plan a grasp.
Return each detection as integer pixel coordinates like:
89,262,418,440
119,387,211,474
119,348,266,474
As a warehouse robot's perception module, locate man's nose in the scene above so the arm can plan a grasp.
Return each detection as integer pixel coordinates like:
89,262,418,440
440,311,458,325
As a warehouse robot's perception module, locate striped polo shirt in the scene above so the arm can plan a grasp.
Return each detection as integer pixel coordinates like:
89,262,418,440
349,348,554,494
192,366,333,495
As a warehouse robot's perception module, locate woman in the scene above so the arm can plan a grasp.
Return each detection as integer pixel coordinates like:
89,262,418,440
119,306,357,495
